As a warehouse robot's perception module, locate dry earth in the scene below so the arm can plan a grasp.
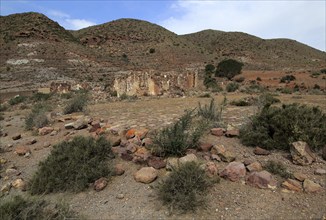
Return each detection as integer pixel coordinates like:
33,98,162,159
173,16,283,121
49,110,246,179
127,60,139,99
1,94,326,219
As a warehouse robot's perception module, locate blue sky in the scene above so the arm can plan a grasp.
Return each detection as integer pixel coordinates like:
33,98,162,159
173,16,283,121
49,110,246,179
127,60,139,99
1,0,325,51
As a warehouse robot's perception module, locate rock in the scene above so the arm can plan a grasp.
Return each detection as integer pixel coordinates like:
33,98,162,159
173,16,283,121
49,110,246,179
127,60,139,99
243,159,253,166
290,141,315,166
281,179,302,192
134,128,149,140
166,157,179,171
246,171,277,189
253,147,270,155
211,144,226,155
89,121,101,132
12,178,27,191
5,168,20,176
148,156,166,169
211,154,221,161
26,139,37,145
94,177,108,191
73,117,88,130
303,179,323,193
314,169,326,175
0,158,7,164
1,183,11,193
246,162,263,172
129,136,142,146
49,130,58,136
126,143,138,154
225,129,239,137
134,167,158,184
142,138,153,147
12,134,21,140
114,164,125,176
204,162,218,177
211,128,224,137
107,135,121,147
116,194,124,199
179,153,198,165
64,122,74,129
38,127,54,135
126,128,136,139
112,146,127,155
293,172,308,182
14,146,31,156
220,162,246,182
120,152,133,161
133,147,151,163
219,151,236,163
198,142,213,152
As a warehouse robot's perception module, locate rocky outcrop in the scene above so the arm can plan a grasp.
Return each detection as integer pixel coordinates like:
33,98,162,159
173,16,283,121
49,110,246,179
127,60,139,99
290,141,315,166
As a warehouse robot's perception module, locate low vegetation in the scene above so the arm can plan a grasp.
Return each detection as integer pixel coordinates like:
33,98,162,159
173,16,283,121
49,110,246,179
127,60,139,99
240,103,326,151
0,195,78,220
157,162,216,212
226,82,239,92
264,161,293,179
25,103,50,130
8,95,27,105
280,75,296,83
215,59,243,79
31,92,52,102
63,93,88,114
29,136,114,194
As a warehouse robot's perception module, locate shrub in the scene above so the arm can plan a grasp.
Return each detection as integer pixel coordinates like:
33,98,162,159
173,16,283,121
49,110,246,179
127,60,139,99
256,77,262,81
157,162,216,212
8,95,27,105
240,104,326,151
280,75,296,83
264,161,293,179
149,48,155,53
31,92,51,102
198,93,211,98
242,84,266,94
0,103,8,112
152,110,207,157
257,93,280,108
226,82,239,92
25,104,50,130
60,92,73,99
0,195,78,220
197,98,223,121
29,136,113,194
234,76,245,83
63,94,88,114
215,59,243,79
230,97,255,106
313,84,321,90
119,93,137,101
205,64,215,73
279,87,292,94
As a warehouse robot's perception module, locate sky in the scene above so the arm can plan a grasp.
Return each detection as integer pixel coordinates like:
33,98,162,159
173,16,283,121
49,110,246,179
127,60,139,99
1,0,325,51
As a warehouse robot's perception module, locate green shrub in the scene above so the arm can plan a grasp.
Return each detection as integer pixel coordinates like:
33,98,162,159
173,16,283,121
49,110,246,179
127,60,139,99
257,93,280,108
25,104,50,130
157,162,216,212
60,92,73,99
29,136,113,194
215,59,243,79
32,93,51,102
119,93,137,101
240,104,326,151
63,94,88,114
234,76,245,83
0,103,8,112
242,84,266,94
226,82,239,92
279,87,292,94
149,48,155,53
230,97,255,106
264,161,293,179
8,95,27,105
280,75,296,83
197,98,223,121
152,110,207,157
256,77,262,81
0,195,78,220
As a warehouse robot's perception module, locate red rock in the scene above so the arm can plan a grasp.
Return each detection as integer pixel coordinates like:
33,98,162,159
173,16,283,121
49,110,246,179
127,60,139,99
246,171,277,189
133,147,151,163
148,157,166,169
290,141,315,166
134,128,149,140
121,152,133,161
94,177,108,191
14,146,31,156
114,164,125,176
111,147,127,155
204,162,218,177
89,122,101,132
253,147,270,155
281,179,302,192
225,129,239,137
211,128,224,137
12,134,21,140
198,142,213,152
38,127,54,136
134,167,158,184
126,128,136,139
142,138,153,147
220,162,246,182
293,172,308,182
246,162,263,172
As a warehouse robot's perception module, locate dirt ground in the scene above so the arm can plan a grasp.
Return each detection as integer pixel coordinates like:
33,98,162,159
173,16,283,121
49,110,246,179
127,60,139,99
1,93,326,219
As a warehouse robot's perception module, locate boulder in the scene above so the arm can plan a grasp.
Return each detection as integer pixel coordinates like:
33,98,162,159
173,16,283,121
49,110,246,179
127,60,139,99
246,170,277,189
107,135,121,147
253,147,270,155
225,129,239,137
211,128,224,137
73,117,88,130
281,179,302,192
64,122,74,129
133,147,151,163
166,157,179,171
246,161,263,172
134,128,149,140
38,127,54,136
125,128,136,139
211,144,226,155
134,167,158,184
293,172,308,182
120,152,133,161
290,141,315,166
303,179,323,193
14,146,31,156
12,178,27,191
211,154,221,162
203,162,218,177
12,134,21,140
179,153,198,165
5,168,21,176
148,157,166,169
94,177,108,191
198,142,213,152
142,138,153,147
220,162,246,182
126,143,138,154
211,145,235,162
114,164,125,176
26,139,37,145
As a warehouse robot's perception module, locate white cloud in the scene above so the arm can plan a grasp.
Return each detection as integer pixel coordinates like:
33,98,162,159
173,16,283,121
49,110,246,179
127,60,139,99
159,1,326,51
46,9,96,30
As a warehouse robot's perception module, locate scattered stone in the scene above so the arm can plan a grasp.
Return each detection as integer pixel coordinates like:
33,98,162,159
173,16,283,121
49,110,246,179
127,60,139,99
116,194,124,199
314,169,326,175
114,164,125,176
1,183,11,193
14,146,31,156
179,153,198,165
243,159,253,166
73,117,88,130
121,152,133,161
166,157,179,171
134,128,149,140
253,147,270,155
290,141,315,166
204,162,218,177
225,129,239,137
303,179,323,193
134,167,158,184
64,122,74,129
26,139,37,145
5,168,20,176
12,134,21,140
38,126,54,135
111,147,127,155
107,135,121,147
129,136,142,146
198,142,213,152
94,177,108,191
220,162,246,182
133,147,151,163
211,128,224,137
246,161,263,172
49,130,58,136
89,121,101,132
293,172,308,182
281,179,302,192
211,154,221,162
246,170,277,189
12,178,27,191
148,156,166,169
0,158,7,164
142,138,153,147
43,142,51,148
219,151,236,163
211,144,226,155
126,128,136,139
126,143,138,154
